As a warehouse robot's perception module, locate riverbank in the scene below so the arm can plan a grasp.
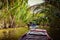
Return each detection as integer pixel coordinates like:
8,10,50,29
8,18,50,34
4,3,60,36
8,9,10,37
0,27,28,40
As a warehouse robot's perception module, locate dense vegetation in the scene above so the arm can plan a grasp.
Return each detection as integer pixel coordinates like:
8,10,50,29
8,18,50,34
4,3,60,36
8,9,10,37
0,0,60,40
0,27,28,40
45,0,60,40
0,0,30,28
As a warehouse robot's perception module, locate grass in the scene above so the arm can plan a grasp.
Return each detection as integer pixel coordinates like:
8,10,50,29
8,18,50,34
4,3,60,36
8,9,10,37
0,27,28,40
0,26,50,40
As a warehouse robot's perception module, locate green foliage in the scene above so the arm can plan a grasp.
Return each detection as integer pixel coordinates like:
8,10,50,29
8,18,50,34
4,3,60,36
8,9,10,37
0,27,28,40
0,0,33,28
